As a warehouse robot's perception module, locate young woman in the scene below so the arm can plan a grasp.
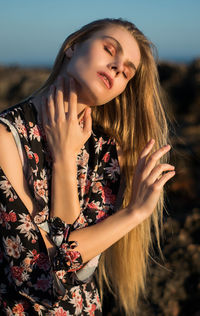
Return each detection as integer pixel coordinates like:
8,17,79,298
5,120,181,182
0,18,175,315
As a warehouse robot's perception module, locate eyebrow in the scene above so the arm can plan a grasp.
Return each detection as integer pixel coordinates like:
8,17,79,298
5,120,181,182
102,35,137,72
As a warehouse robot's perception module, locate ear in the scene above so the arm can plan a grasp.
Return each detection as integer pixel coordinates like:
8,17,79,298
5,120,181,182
65,47,74,58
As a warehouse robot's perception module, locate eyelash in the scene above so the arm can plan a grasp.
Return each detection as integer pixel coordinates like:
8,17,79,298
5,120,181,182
104,45,128,79
104,46,113,56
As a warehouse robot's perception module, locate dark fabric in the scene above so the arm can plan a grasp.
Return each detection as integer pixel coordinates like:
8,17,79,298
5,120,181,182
0,100,121,315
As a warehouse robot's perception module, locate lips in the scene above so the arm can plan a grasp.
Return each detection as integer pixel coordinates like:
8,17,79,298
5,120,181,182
97,72,113,89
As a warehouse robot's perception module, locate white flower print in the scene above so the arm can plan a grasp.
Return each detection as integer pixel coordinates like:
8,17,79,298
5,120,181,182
77,148,89,167
29,124,41,141
53,306,72,316
94,137,106,154
3,235,25,259
34,169,48,203
17,213,37,241
14,116,27,138
0,175,17,202
55,270,66,282
105,158,120,180
69,287,84,315
33,303,47,316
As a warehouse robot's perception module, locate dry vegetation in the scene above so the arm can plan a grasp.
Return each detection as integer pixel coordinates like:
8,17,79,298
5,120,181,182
0,59,200,316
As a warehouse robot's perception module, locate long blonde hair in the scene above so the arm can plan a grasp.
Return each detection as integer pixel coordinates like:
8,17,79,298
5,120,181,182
36,19,169,315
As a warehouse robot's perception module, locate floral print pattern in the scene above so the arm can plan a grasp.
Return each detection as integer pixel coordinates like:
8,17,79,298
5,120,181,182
0,100,120,315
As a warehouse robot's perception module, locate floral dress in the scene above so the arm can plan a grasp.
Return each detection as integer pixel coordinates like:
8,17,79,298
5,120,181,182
0,100,121,315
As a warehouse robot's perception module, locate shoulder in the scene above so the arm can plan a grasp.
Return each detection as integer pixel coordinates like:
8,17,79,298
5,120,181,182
0,123,35,214
0,99,34,124
0,123,23,174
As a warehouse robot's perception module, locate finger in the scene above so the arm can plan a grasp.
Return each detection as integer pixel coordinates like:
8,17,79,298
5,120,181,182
83,107,92,136
55,77,65,121
140,139,155,159
68,77,78,120
153,170,175,189
143,145,171,178
136,139,155,172
147,163,175,185
47,85,55,124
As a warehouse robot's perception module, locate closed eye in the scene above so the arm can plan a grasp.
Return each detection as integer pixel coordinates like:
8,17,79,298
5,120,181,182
123,72,127,79
104,46,113,56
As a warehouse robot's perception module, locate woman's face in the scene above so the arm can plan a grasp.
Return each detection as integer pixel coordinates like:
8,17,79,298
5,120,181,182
66,25,141,106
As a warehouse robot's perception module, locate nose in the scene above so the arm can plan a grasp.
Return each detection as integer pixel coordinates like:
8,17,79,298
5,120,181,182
109,60,124,76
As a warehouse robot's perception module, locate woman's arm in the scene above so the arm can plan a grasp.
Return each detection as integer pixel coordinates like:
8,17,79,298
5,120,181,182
0,122,175,267
41,77,175,264
41,78,92,224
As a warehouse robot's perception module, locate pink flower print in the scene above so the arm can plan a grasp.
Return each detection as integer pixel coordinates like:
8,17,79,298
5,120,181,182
76,213,86,225
33,303,46,313
2,212,10,222
34,153,39,164
54,307,69,316
87,201,98,210
89,304,96,315
29,125,41,141
56,270,66,282
11,266,24,282
24,145,34,160
84,180,91,195
12,303,24,314
34,178,48,202
92,182,102,193
78,173,86,189
9,211,17,222
102,152,110,162
2,210,17,223
103,187,116,205
96,210,107,220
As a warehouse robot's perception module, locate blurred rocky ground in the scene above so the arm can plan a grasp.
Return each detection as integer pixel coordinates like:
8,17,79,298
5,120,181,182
0,59,200,316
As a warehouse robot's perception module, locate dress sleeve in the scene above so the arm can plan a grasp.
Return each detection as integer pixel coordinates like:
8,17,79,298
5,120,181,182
39,216,84,274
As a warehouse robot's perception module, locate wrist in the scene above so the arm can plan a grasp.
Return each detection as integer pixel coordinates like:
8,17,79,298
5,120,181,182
53,155,77,168
126,206,143,227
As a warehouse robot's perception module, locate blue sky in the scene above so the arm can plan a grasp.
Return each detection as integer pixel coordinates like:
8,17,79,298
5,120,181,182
0,0,199,66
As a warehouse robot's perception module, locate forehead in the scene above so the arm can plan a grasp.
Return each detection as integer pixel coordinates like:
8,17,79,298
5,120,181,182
89,25,141,68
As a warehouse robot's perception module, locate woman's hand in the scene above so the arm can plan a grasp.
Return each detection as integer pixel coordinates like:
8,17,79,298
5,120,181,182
129,139,175,222
41,77,92,162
